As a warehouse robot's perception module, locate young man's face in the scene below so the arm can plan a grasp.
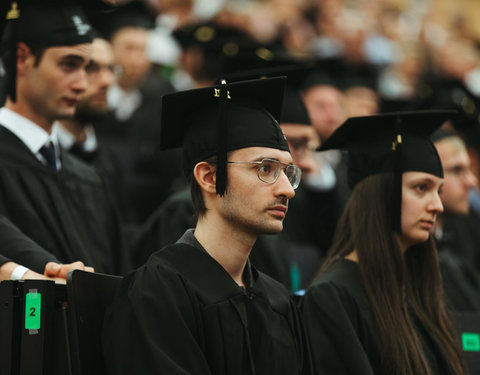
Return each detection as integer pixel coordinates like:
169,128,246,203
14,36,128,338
110,27,151,90
21,43,92,123
76,39,116,119
280,124,319,177
219,146,296,236
435,137,477,214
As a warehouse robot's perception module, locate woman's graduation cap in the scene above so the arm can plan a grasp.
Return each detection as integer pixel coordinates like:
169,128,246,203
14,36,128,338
1,0,94,102
318,110,456,232
160,77,289,196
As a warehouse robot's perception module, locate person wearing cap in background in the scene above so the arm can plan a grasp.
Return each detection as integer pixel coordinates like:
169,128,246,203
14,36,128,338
94,0,179,223
103,77,312,374
0,0,130,276
430,128,480,312
53,37,126,217
301,111,465,375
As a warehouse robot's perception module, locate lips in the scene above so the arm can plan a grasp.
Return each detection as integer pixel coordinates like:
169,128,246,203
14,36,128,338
63,97,79,106
419,219,434,229
268,205,288,218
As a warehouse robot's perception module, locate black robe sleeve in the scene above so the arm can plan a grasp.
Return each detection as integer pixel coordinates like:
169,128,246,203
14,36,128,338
102,264,215,375
301,281,378,375
0,215,59,272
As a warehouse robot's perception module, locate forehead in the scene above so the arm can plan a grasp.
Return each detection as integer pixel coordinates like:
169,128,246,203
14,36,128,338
280,124,317,140
229,147,293,163
91,39,115,64
111,27,148,47
402,171,443,185
435,137,468,164
43,43,92,61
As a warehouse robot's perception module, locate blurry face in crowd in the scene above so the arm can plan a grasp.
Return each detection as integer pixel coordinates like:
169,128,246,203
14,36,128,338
344,87,379,117
280,124,319,176
110,27,151,91
75,38,116,119
17,42,92,129
399,171,444,250
435,137,477,214
302,85,345,142
218,147,296,236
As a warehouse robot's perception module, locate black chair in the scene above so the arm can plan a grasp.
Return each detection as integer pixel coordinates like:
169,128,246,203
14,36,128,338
67,270,122,375
452,312,480,374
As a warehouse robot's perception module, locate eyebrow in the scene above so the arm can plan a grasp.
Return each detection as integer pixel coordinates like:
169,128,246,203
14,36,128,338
60,54,89,64
408,177,443,187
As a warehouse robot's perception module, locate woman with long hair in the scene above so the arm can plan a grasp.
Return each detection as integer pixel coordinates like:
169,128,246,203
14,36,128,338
301,111,465,375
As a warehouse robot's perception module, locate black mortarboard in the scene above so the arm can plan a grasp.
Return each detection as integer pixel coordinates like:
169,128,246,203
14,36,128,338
1,0,94,102
96,0,155,40
318,110,455,232
220,63,314,126
160,77,289,196
342,62,379,91
300,58,346,92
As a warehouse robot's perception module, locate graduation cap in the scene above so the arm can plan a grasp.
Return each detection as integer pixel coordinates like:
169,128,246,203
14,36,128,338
220,62,315,126
160,77,289,196
300,58,346,92
1,0,94,102
318,110,456,231
95,0,155,40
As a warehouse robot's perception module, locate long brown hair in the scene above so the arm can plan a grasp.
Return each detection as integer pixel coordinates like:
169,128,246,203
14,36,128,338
319,173,464,375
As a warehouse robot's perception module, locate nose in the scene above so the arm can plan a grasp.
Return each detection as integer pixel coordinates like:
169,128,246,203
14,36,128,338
428,191,444,214
72,69,89,93
465,169,478,189
275,169,295,199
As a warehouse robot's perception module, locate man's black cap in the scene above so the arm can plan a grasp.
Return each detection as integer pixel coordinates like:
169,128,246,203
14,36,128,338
160,77,289,195
95,0,155,40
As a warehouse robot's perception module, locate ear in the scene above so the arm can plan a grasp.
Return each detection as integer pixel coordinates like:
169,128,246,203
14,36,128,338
16,42,34,76
193,161,217,194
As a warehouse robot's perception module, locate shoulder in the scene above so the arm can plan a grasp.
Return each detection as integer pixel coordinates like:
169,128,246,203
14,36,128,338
303,260,371,316
61,152,103,185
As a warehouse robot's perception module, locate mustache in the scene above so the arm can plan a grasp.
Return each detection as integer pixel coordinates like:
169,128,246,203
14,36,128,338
271,197,289,207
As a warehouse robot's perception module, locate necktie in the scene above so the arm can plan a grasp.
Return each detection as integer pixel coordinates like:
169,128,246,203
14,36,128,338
39,142,57,171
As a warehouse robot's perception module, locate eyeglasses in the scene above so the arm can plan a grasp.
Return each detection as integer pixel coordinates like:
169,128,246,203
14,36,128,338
227,158,302,189
85,61,122,78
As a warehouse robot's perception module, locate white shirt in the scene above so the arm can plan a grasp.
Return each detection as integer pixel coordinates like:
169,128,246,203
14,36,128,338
54,121,98,153
0,107,61,170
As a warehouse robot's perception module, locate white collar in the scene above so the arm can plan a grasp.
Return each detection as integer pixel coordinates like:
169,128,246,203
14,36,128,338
54,121,98,152
0,107,59,153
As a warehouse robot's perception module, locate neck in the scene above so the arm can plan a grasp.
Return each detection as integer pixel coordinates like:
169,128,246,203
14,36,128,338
344,250,359,263
194,212,256,287
433,214,443,238
5,98,53,133
59,118,88,143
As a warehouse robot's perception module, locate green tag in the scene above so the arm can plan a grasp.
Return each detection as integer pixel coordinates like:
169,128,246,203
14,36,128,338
25,293,41,330
462,333,480,352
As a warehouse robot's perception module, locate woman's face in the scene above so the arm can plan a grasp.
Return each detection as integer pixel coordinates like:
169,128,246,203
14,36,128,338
400,171,444,250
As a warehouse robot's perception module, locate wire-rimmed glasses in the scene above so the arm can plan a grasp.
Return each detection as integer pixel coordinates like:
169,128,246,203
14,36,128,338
227,158,302,189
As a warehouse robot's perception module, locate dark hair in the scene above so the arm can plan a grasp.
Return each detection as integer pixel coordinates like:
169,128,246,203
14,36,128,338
190,155,217,219
1,44,46,98
318,173,464,375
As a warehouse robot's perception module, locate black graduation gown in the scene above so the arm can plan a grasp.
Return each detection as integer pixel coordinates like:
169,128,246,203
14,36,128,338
301,259,455,375
0,215,58,272
0,126,129,275
130,187,293,289
102,243,312,375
